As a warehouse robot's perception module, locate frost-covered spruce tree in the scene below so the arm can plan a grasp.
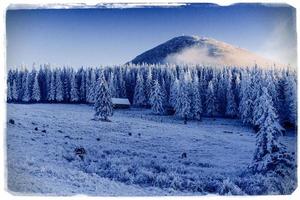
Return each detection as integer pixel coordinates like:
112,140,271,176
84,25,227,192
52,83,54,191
239,73,253,124
234,72,241,102
60,67,70,102
119,71,127,98
133,72,147,106
284,75,297,125
35,67,43,101
150,80,164,115
80,71,86,102
265,72,279,111
254,87,282,135
19,71,25,100
32,73,41,102
48,71,56,102
205,80,217,117
17,71,25,101
253,87,268,128
70,72,79,102
7,69,13,88
274,73,286,122
7,70,14,102
22,73,31,102
186,70,194,118
250,69,263,121
161,78,168,107
108,72,117,98
225,80,238,118
145,67,153,105
199,73,207,105
85,69,91,101
87,70,96,103
169,78,179,109
55,70,64,102
191,76,202,120
7,81,12,102
94,71,113,121
176,72,191,124
12,79,18,102
114,68,127,98
216,71,227,115
249,87,294,176
113,69,121,98
45,70,51,101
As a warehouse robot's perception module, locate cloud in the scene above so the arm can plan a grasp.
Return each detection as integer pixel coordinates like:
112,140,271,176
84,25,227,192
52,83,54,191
257,19,297,67
164,46,223,66
164,44,279,67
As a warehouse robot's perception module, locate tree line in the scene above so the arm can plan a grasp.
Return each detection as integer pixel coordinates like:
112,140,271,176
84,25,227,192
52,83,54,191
7,64,296,126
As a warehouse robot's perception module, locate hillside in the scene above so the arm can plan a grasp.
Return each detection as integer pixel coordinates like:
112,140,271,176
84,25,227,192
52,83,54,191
129,36,281,67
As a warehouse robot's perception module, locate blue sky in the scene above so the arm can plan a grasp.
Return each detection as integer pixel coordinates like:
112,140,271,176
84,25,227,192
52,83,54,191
6,3,297,68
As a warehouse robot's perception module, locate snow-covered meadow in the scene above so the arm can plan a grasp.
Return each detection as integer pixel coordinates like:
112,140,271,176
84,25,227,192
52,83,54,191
6,103,296,195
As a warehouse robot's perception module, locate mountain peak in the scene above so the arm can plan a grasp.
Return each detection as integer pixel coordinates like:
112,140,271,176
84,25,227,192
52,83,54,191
129,35,281,67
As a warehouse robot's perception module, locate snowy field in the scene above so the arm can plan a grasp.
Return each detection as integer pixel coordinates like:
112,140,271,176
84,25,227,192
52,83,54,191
6,104,296,195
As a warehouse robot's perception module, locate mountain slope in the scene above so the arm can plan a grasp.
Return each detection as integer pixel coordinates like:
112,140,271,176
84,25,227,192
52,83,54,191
129,36,281,67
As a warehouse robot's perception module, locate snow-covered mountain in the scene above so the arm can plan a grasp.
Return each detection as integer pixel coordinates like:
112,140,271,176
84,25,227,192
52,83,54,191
129,35,281,67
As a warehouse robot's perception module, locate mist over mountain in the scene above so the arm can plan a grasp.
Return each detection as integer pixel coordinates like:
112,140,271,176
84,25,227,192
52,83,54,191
129,35,282,67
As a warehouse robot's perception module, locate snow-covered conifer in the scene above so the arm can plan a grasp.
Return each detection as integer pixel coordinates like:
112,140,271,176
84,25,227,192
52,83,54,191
161,78,168,106
250,69,263,121
22,73,31,102
191,76,202,120
18,71,26,101
85,69,91,101
12,79,18,101
87,70,96,103
239,73,253,124
216,72,227,115
108,72,117,98
80,71,86,102
55,71,64,102
169,78,179,108
63,69,71,102
150,80,164,115
249,87,295,175
205,80,217,117
265,72,279,108
119,71,127,98
113,70,121,98
284,75,297,125
32,73,41,102
133,72,147,106
145,68,153,105
48,72,56,102
94,71,113,121
7,81,12,102
176,72,191,124
70,72,79,102
234,72,241,103
225,81,238,118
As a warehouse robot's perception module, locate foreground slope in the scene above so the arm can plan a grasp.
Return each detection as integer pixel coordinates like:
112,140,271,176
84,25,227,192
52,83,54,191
6,104,296,195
